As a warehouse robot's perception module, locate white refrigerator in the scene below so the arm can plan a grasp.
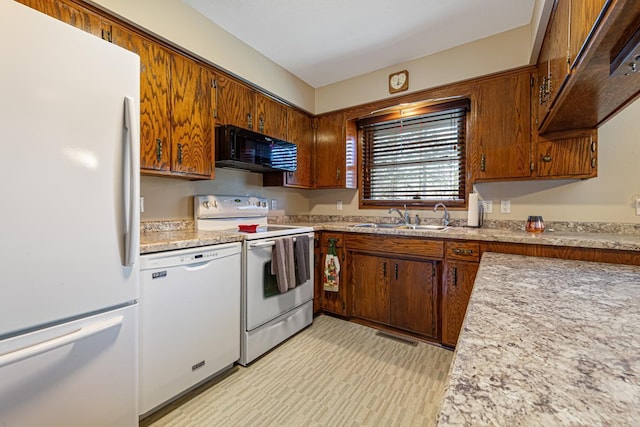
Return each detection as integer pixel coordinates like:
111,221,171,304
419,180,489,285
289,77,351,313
0,1,140,425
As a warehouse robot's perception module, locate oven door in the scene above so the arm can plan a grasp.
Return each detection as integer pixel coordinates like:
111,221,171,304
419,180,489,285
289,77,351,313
245,233,314,331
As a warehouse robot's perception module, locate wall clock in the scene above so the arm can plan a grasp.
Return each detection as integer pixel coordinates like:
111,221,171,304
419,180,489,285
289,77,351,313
388,70,409,94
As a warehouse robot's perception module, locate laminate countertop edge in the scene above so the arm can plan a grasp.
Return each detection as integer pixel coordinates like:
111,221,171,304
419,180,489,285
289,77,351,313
436,252,640,426
140,222,640,254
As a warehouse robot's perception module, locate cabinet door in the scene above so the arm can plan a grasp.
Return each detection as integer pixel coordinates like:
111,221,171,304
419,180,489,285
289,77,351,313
286,109,314,187
547,0,571,106
255,93,288,140
442,261,479,347
17,0,112,40
315,113,346,188
170,54,213,177
320,234,348,316
390,259,436,337
537,129,597,178
569,0,607,69
215,74,255,130
313,235,323,314
474,70,532,180
111,25,171,172
351,253,389,324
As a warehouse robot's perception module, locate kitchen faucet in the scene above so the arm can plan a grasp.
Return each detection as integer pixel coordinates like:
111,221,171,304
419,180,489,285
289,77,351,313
388,205,410,224
433,203,450,226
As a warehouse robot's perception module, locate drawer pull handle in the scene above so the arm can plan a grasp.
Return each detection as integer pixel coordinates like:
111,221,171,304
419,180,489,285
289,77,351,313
452,248,474,256
452,267,458,287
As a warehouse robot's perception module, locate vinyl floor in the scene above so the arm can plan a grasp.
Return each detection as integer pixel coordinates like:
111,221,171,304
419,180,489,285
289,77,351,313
141,315,453,427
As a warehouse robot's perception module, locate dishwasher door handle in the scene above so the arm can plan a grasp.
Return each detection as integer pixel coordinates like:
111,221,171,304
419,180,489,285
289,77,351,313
249,241,276,248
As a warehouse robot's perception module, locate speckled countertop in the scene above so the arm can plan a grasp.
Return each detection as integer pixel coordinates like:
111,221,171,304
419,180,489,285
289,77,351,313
140,229,243,254
140,220,640,254
437,252,640,426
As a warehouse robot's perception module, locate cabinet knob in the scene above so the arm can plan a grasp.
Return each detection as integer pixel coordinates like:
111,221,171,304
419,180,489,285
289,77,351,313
541,155,552,163
247,113,253,130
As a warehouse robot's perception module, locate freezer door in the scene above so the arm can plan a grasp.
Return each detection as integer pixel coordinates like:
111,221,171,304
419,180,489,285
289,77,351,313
0,1,140,336
0,305,138,426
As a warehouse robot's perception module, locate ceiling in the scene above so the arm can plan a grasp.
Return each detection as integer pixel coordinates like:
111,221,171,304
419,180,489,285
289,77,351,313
182,0,537,88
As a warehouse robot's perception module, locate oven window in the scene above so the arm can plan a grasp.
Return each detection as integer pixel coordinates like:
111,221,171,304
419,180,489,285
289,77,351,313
263,261,280,298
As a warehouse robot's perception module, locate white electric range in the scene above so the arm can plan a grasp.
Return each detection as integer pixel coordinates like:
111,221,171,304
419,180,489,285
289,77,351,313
194,195,314,365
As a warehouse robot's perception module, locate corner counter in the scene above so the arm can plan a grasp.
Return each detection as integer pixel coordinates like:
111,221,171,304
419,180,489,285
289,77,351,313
437,252,640,425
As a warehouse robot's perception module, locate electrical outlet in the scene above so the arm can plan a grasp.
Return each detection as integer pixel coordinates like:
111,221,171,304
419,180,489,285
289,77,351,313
271,199,277,210
500,200,511,214
480,200,493,214
636,198,640,216
337,200,343,211
140,196,144,213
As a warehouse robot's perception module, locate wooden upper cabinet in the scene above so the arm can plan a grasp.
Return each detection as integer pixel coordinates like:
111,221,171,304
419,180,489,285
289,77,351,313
314,112,357,189
264,108,314,188
214,74,255,130
536,129,597,178
17,0,112,40
111,24,171,172
473,69,533,181
255,93,288,140
547,0,571,110
569,0,608,69
170,54,213,177
286,109,313,187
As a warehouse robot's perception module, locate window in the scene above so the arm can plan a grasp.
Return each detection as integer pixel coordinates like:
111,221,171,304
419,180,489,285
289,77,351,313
358,100,469,208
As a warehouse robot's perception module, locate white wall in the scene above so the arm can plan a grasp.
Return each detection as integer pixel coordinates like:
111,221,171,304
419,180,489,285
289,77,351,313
140,169,311,220
315,25,531,114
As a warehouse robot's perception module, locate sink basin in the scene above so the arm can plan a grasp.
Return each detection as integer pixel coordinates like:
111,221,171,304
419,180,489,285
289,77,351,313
413,225,450,231
353,223,450,231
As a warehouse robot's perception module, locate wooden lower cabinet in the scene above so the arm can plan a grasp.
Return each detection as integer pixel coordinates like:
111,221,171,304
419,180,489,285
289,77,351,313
351,253,437,337
441,241,480,346
347,235,442,339
316,232,348,316
314,232,640,347
441,260,479,347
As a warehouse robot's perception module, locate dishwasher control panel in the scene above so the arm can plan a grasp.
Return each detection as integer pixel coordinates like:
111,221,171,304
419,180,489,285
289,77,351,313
140,242,242,270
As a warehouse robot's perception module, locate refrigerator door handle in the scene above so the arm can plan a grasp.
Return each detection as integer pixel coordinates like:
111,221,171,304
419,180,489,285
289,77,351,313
123,96,137,267
0,316,123,369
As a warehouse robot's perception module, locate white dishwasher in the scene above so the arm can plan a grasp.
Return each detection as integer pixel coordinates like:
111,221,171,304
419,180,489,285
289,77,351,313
139,242,241,416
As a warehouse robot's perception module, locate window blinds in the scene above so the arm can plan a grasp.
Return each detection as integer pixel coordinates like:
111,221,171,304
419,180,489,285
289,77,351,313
360,103,468,205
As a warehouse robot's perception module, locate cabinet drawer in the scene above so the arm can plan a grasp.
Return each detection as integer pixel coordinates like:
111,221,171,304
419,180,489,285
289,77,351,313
321,232,343,248
446,242,480,262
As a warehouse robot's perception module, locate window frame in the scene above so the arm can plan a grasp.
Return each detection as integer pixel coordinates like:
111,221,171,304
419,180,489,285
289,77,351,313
357,99,471,210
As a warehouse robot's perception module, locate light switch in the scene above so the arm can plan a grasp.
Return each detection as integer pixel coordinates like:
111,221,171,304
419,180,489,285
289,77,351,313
337,200,343,211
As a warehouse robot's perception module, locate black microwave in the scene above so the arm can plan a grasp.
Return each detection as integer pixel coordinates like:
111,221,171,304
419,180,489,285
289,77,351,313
215,125,297,173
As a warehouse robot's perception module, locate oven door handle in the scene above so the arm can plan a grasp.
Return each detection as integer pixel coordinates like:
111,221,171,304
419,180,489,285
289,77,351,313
248,241,276,248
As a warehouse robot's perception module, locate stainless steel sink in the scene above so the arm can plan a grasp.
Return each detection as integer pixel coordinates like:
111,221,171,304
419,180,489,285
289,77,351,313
413,225,450,231
352,223,450,231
